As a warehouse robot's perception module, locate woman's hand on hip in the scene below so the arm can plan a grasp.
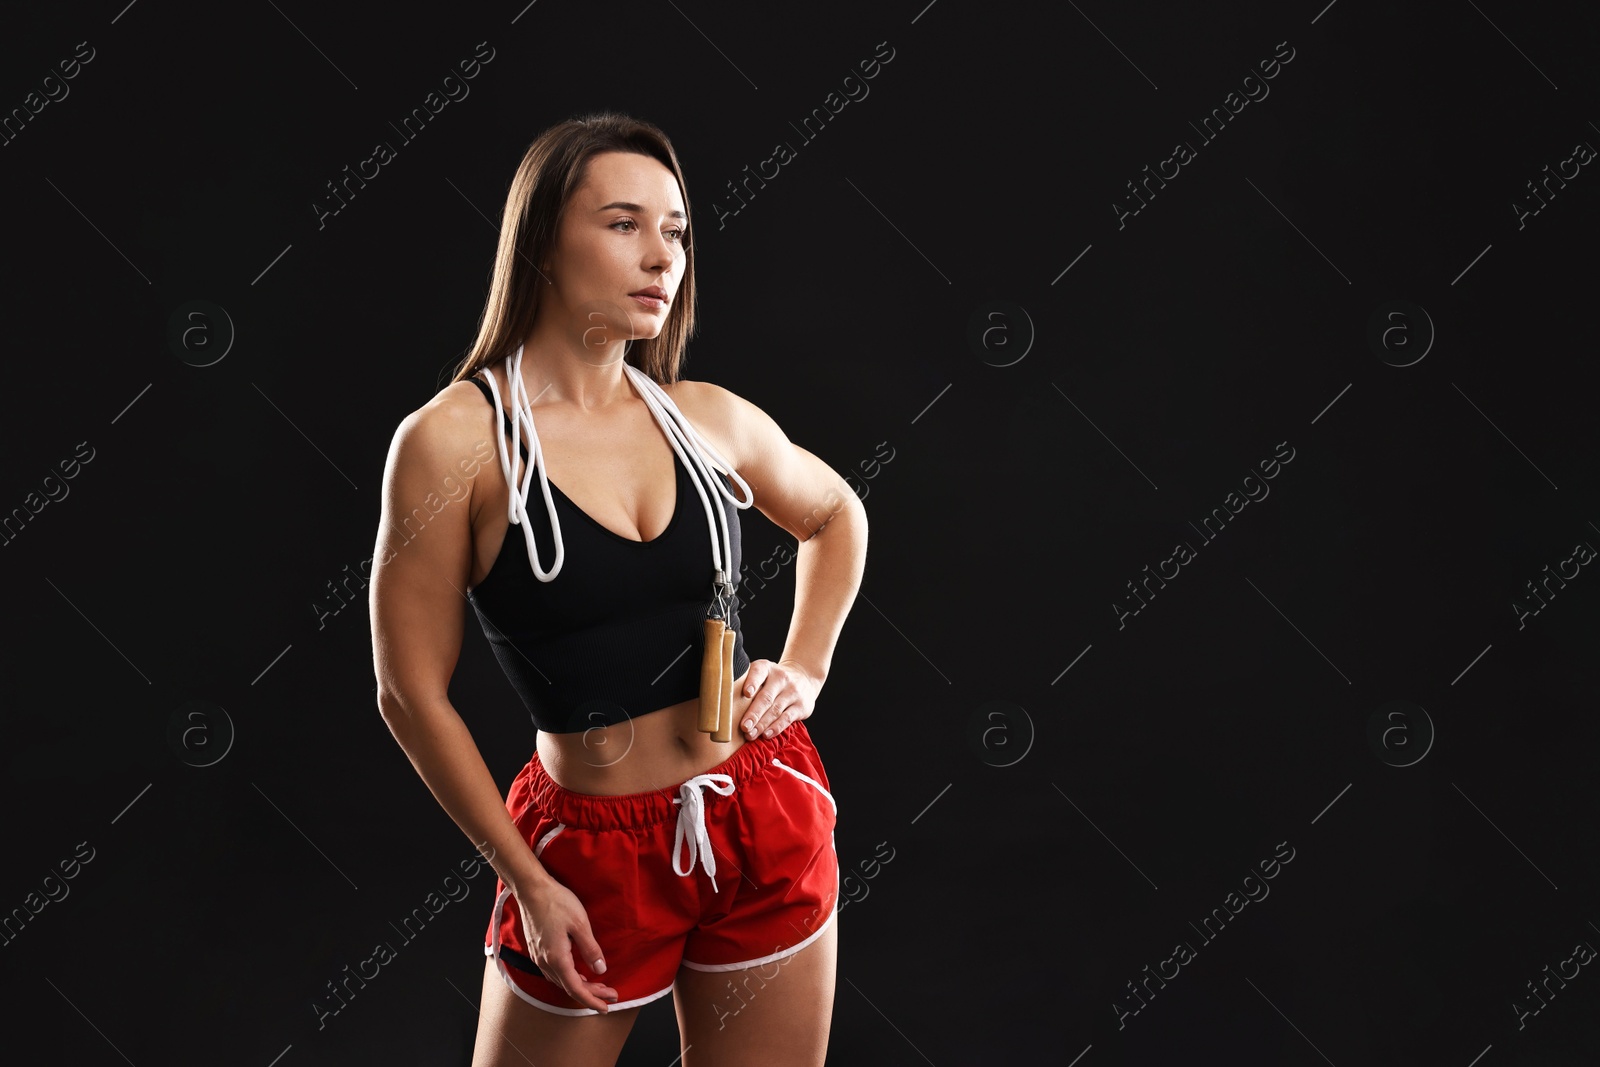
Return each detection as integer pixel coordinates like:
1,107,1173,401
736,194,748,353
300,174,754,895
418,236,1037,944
740,658,821,739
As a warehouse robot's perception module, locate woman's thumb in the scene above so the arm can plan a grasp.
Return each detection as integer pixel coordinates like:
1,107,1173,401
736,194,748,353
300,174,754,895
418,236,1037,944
574,928,606,974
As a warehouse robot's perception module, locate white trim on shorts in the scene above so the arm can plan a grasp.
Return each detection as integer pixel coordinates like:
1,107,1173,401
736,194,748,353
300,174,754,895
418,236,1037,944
534,823,565,857
770,756,837,814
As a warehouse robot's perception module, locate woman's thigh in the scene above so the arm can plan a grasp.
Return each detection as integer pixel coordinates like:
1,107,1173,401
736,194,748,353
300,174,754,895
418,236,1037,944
472,957,642,1067
671,917,838,1067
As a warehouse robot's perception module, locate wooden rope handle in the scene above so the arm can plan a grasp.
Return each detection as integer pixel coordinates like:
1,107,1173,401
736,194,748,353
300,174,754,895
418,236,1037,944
698,618,724,734
712,626,737,742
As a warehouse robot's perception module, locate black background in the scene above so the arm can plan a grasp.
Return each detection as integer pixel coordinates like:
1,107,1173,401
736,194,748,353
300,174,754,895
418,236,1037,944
2,1,1597,1064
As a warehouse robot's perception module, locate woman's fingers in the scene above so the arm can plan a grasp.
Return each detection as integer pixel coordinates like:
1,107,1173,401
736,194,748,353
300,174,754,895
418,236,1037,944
741,670,786,737
740,660,819,738
741,659,771,700
571,924,606,976
584,978,621,1003
747,701,791,739
521,884,621,1011
551,950,619,1012
566,922,618,1009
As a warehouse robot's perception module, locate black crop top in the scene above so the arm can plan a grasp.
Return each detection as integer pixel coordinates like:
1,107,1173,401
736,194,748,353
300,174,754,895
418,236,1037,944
464,374,750,733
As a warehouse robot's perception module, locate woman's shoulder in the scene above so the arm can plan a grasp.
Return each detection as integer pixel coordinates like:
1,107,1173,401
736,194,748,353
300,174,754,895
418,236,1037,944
668,376,769,428
675,373,793,422
662,375,716,407
664,377,799,480
384,376,501,480
664,377,744,457
411,375,496,436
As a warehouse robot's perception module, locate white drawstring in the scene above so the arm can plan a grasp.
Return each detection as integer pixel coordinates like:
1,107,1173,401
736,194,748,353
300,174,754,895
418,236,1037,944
671,772,737,891
479,343,754,583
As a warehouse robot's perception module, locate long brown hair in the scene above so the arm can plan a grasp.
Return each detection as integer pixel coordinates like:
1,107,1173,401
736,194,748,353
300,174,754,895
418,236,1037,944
447,111,698,388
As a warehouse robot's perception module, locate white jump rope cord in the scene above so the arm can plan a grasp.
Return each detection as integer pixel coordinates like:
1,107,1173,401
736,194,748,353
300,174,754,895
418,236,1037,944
479,342,754,585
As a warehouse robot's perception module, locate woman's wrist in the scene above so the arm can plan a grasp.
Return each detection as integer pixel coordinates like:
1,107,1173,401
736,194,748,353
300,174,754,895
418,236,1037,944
501,857,559,898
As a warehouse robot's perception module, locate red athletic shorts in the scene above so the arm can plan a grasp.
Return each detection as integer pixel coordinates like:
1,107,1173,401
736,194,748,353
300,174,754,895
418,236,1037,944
483,719,840,1015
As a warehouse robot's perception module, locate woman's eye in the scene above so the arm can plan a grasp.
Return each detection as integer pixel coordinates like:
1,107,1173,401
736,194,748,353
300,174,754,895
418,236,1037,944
611,220,687,242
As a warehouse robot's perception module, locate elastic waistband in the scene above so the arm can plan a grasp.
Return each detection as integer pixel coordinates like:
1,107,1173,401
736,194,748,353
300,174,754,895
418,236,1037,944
526,719,815,831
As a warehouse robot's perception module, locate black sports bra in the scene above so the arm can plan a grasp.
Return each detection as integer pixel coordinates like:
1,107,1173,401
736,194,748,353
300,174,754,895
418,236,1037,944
463,372,750,733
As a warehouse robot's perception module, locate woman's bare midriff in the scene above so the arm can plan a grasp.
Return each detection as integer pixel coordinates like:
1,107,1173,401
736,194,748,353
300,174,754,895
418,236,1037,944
535,668,756,796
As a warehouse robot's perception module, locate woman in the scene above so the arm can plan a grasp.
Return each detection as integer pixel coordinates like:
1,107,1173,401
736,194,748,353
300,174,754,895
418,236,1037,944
369,112,867,1067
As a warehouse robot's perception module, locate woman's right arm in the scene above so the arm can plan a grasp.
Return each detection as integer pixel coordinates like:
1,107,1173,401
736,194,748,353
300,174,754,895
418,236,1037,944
369,392,618,1012
369,397,553,894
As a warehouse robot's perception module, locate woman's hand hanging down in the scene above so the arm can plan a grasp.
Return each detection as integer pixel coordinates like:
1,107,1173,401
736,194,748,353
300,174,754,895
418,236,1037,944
516,881,622,1013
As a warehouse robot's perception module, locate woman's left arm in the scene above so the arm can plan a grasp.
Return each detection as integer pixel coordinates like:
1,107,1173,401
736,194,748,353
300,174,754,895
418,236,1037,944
688,382,869,739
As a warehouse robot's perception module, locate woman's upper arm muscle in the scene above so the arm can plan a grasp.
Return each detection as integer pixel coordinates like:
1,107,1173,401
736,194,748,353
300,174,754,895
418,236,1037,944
370,393,495,717
688,380,860,543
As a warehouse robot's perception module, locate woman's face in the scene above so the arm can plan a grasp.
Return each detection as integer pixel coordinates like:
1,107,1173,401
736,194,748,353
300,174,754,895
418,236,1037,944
542,150,688,350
